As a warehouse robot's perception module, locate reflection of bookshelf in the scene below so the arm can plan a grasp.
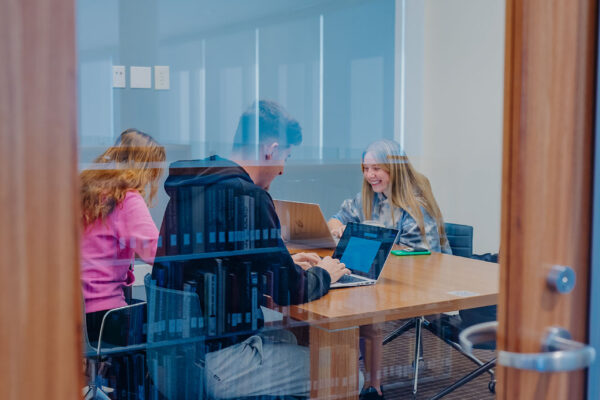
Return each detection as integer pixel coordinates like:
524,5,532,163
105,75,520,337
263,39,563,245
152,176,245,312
153,247,283,264
141,275,311,399
161,183,264,256
149,257,300,336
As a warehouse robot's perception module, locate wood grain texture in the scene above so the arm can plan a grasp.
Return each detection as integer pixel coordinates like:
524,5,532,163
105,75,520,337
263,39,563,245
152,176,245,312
498,0,596,398
309,325,359,399
289,251,498,399
0,0,81,399
290,252,498,331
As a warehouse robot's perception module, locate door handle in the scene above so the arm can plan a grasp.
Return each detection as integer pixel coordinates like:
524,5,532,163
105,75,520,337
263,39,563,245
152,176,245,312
459,321,596,372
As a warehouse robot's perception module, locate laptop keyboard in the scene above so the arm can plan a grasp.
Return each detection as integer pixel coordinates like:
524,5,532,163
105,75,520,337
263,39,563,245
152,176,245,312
337,274,367,284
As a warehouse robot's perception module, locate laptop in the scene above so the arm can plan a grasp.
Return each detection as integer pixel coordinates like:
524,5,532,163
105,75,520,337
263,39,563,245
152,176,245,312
330,222,399,289
273,200,339,249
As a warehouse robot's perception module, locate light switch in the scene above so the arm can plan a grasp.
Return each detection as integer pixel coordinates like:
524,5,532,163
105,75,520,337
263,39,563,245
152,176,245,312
154,66,170,90
112,65,126,88
130,66,152,89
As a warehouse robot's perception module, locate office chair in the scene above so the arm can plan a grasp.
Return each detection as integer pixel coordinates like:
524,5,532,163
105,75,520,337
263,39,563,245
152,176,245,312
83,300,147,400
382,223,488,397
426,252,498,399
442,223,473,258
427,311,496,399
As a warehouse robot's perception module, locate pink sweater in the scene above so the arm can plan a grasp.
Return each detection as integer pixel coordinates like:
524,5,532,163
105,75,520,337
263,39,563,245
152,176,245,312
81,191,158,313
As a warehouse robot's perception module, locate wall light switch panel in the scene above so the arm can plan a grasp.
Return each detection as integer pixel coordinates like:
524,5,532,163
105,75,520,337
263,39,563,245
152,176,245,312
130,66,152,89
154,66,170,90
112,65,126,88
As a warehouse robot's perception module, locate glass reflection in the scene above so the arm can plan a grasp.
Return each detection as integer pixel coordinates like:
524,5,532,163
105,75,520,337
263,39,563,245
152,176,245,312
78,0,503,398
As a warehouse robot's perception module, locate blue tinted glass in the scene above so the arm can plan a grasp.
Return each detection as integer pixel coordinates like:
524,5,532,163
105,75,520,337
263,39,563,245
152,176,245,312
76,0,504,398
340,237,380,273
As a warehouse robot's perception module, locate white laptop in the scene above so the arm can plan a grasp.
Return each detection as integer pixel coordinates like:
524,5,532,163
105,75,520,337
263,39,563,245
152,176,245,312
273,200,339,249
330,222,399,289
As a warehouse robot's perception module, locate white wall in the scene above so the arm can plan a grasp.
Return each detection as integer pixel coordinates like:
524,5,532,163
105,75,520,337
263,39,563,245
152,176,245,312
274,1,505,256
407,0,505,254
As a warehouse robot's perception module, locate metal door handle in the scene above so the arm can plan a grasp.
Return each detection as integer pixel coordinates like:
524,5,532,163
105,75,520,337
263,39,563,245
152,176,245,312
459,322,596,372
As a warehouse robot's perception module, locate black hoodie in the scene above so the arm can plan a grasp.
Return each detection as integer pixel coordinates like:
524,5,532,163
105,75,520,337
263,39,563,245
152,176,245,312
152,156,331,341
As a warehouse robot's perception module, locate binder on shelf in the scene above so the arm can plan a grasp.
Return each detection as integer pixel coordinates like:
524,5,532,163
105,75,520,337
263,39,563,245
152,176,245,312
240,194,253,250
206,187,217,252
190,185,205,255
226,273,235,331
182,280,197,338
232,272,242,331
217,188,227,250
216,258,227,335
225,187,236,251
122,355,131,400
167,261,184,291
188,270,206,335
164,188,179,255
262,270,275,309
152,265,167,342
178,186,192,255
277,264,290,306
248,195,256,249
133,353,146,400
150,357,159,400
243,261,252,330
250,271,259,330
204,272,217,336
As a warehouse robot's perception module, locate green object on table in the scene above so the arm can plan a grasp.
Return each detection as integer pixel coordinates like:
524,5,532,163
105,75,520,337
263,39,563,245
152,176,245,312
391,248,431,256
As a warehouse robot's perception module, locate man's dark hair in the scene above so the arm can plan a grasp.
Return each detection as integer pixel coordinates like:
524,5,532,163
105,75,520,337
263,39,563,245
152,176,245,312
232,100,302,156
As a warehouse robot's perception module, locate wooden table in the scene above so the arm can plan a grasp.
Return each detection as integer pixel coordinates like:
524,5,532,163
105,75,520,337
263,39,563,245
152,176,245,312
288,250,499,399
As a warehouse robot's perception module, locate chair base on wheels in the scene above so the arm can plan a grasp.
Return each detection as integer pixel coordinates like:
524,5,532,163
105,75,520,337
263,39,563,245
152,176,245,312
83,357,114,400
428,358,496,400
382,315,495,398
382,316,425,397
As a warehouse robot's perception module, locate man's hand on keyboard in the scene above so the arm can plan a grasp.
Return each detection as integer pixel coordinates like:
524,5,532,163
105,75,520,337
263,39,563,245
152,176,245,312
317,256,351,283
292,252,321,270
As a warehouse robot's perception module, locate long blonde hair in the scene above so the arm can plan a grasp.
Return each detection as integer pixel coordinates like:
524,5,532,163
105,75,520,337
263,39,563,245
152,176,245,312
80,129,166,227
361,139,447,248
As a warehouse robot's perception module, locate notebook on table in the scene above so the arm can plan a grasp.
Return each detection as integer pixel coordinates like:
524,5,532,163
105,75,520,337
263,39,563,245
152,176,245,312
330,222,399,289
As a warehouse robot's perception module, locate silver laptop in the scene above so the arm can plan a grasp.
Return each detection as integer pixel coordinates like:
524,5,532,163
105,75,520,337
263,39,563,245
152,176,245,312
273,200,339,249
331,222,399,288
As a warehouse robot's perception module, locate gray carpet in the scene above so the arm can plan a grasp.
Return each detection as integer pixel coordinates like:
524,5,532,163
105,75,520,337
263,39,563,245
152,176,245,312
374,319,496,400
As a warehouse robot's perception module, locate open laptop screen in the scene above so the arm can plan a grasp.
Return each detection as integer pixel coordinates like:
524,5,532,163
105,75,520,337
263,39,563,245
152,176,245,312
332,222,399,280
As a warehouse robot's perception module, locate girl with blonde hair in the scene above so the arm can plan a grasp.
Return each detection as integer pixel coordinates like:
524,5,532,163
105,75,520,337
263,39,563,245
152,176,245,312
81,129,166,342
329,139,450,252
328,139,451,398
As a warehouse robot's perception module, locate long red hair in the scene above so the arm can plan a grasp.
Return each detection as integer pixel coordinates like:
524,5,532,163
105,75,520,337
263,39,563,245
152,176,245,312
80,129,166,227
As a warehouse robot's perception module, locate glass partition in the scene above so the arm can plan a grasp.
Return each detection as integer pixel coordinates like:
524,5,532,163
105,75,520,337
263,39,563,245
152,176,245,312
77,0,504,398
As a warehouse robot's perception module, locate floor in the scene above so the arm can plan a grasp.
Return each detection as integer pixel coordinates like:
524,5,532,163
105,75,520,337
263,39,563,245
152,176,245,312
374,319,496,400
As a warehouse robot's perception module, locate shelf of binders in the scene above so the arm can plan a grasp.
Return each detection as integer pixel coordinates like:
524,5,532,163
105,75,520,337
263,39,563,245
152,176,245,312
153,246,284,264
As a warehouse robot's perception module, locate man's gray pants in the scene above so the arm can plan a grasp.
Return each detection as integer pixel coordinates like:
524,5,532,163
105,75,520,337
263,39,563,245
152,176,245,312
205,330,310,398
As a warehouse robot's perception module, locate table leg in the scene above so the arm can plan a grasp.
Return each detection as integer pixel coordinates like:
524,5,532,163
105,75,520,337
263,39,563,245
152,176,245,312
309,325,359,399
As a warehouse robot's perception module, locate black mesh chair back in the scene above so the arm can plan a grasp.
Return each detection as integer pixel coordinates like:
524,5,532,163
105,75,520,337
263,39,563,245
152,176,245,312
444,223,473,258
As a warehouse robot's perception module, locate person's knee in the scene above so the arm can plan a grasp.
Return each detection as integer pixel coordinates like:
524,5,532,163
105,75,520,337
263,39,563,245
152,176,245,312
360,323,383,338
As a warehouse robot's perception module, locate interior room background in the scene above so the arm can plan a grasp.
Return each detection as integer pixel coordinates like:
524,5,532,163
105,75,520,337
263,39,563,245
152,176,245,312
77,0,504,254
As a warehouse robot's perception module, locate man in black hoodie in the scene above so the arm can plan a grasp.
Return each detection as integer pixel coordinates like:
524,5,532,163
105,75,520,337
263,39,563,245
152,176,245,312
153,100,349,398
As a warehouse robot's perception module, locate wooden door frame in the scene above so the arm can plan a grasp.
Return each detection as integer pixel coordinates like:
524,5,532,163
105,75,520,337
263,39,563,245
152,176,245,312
0,0,82,398
499,0,597,399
